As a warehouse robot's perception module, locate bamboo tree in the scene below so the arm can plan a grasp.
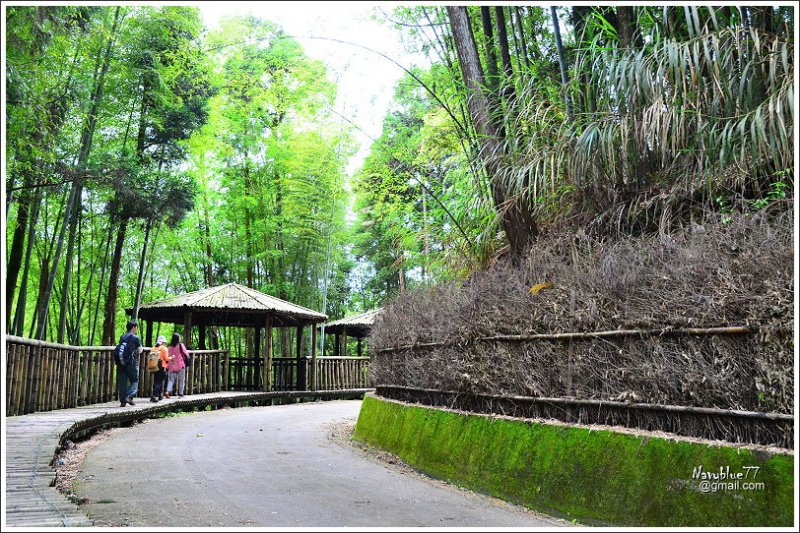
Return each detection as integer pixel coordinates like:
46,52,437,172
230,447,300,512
37,7,122,340
446,6,537,257
6,25,86,326
550,7,572,118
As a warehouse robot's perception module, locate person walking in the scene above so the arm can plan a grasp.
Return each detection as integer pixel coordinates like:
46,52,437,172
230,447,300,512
149,335,173,402
115,320,143,407
165,333,189,398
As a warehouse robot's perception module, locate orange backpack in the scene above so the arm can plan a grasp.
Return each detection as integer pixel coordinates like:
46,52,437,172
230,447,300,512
146,349,161,373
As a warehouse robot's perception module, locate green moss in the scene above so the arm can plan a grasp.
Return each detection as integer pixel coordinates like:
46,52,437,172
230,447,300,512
354,396,794,527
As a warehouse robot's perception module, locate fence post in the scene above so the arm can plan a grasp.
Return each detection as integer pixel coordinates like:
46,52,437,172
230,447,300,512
225,350,231,391
310,325,317,392
295,326,305,391
260,317,270,392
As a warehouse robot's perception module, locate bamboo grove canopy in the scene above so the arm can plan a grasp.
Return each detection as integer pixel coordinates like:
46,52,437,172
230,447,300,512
127,282,327,330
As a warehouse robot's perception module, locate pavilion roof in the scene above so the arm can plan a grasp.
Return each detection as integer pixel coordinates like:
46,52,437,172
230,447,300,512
323,308,382,337
127,283,326,327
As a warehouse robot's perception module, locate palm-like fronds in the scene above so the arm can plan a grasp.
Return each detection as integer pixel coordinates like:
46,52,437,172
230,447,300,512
497,26,793,218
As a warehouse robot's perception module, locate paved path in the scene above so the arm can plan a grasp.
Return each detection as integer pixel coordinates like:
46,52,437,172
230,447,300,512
4,390,365,527
74,400,562,527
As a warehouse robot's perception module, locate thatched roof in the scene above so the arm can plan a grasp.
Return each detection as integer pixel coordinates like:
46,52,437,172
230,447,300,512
127,283,326,327
323,308,382,338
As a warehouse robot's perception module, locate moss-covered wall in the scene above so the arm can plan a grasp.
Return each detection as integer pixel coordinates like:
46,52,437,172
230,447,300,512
354,395,794,527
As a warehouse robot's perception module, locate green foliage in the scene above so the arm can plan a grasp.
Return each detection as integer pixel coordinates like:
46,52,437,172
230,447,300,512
6,5,794,346
351,67,498,304
752,174,791,210
5,7,355,347
374,5,794,265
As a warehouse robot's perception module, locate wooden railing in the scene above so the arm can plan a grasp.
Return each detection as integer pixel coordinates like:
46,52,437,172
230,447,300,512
183,349,229,395
5,336,371,415
271,357,300,391
5,336,229,416
228,356,265,391
376,385,794,448
315,357,370,390
227,356,371,392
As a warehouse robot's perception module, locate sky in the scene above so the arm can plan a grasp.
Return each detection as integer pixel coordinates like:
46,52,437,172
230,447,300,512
197,1,430,175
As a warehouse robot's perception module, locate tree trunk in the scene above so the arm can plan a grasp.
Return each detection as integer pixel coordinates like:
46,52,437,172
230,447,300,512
57,191,81,343
422,185,429,279
507,7,524,74
494,7,514,81
616,6,641,48
480,7,499,93
29,255,50,338
131,219,153,322
102,218,128,345
447,6,537,257
87,226,113,345
202,197,214,286
551,7,573,117
11,188,42,336
5,178,33,324
514,7,531,71
398,254,407,295
34,183,80,339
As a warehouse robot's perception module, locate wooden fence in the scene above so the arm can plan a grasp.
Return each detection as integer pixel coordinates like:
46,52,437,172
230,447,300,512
375,385,794,448
6,336,372,416
5,336,228,416
316,357,370,390
228,356,371,392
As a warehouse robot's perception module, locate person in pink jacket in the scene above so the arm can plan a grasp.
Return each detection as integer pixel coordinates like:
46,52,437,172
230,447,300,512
165,333,190,398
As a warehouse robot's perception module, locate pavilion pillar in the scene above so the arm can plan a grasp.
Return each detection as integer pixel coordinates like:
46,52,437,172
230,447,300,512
341,326,348,357
183,311,193,347
254,326,261,389
357,337,363,358
334,333,340,357
263,314,273,392
199,325,207,350
145,320,153,347
310,323,318,391
296,325,306,391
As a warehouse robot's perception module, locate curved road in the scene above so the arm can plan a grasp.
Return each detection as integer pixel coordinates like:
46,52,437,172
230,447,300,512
74,400,561,527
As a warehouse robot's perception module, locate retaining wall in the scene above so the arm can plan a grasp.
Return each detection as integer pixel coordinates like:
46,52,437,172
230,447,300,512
353,395,794,527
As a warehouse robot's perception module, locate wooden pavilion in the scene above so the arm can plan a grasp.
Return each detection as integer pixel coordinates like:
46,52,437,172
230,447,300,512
126,282,326,391
323,308,381,357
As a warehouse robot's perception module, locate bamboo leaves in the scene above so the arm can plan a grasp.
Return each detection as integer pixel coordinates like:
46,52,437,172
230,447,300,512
498,23,793,212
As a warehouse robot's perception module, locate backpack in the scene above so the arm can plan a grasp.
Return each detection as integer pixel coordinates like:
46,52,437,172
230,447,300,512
115,333,138,365
146,349,161,373
181,344,192,368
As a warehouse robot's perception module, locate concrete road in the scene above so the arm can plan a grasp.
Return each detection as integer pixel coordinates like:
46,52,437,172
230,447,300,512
74,400,562,527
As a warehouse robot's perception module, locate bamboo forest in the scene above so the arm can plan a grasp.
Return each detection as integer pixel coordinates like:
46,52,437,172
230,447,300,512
4,5,794,352
3,3,797,529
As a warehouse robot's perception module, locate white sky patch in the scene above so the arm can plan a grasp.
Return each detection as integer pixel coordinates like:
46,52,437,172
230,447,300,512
198,2,430,178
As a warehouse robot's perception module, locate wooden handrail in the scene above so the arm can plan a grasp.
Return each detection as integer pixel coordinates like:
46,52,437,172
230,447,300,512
4,335,229,354
376,325,756,353
377,385,793,421
5,335,116,351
